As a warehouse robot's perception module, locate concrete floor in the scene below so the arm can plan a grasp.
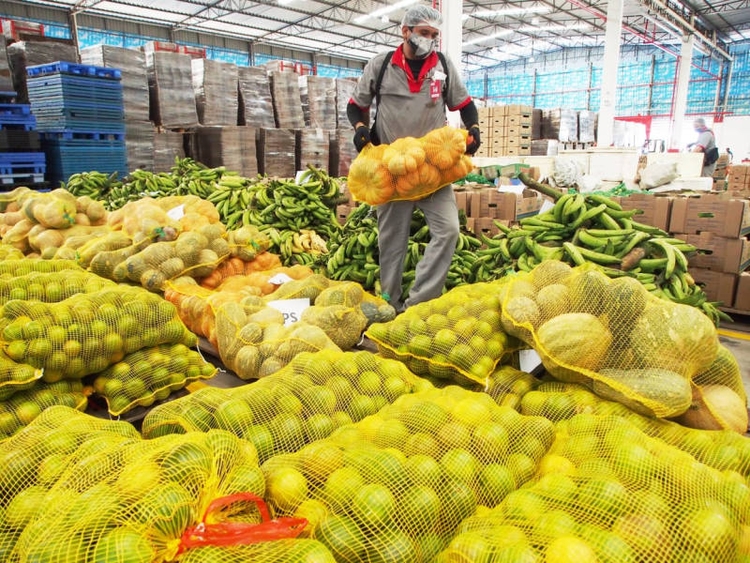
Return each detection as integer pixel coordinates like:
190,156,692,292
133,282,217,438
719,313,750,405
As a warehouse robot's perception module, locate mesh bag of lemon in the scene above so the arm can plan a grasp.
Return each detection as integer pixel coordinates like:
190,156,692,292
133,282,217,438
468,365,540,411
176,539,336,563
347,125,474,205
0,258,83,276
0,244,23,260
0,268,114,305
0,379,87,439
9,424,284,562
517,378,750,484
91,343,216,416
0,285,197,384
142,349,429,464
0,406,140,560
366,280,524,386
501,261,720,419
258,385,555,563
439,413,750,563
0,351,42,402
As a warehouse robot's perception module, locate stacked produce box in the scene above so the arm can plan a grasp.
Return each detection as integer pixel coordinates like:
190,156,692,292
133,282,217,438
728,163,750,199
80,45,152,172
6,37,78,103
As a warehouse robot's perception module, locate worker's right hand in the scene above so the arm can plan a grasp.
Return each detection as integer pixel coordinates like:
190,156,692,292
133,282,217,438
353,125,371,152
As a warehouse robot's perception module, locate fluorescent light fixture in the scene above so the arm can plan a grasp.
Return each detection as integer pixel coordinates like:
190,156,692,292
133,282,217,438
463,29,514,47
381,15,389,23
277,0,294,5
470,6,551,19
517,22,590,33
354,0,419,24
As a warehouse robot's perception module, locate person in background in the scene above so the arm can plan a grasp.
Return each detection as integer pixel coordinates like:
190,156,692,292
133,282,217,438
726,147,734,164
346,5,480,313
691,118,718,177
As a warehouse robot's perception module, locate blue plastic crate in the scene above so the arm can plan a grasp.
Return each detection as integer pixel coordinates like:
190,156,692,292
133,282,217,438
0,152,46,176
0,104,31,117
26,61,121,81
39,130,125,141
0,113,36,131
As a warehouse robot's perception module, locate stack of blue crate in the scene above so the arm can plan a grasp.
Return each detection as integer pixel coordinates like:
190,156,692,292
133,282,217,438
26,61,127,184
0,91,45,188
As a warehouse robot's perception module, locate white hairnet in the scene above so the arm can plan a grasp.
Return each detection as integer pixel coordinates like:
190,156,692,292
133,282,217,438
402,5,442,28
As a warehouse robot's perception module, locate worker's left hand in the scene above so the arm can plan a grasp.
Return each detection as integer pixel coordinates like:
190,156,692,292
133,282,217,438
466,125,481,155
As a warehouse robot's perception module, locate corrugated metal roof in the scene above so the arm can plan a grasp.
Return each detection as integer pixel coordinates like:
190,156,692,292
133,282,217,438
7,0,750,69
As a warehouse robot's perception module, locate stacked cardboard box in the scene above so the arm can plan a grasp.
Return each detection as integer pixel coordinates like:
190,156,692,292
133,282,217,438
453,183,543,238
194,126,258,178
270,71,305,129
297,128,332,171
237,66,275,128
542,108,578,142
670,194,750,310
144,51,199,129
7,39,78,103
577,110,597,144
153,130,185,172
712,153,730,191
258,128,296,177
475,105,532,158
191,59,238,126
300,76,337,130
728,164,750,199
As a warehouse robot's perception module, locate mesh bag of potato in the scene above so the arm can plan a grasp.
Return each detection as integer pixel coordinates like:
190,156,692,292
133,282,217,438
347,126,474,205
438,412,749,563
366,280,524,386
0,285,196,383
142,349,428,464
8,415,298,562
259,385,555,563
501,261,720,418
91,343,217,416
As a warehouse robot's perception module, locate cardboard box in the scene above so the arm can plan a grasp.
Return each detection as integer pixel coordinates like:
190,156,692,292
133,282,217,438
669,195,750,238
336,204,351,225
733,272,750,311
470,188,542,221
473,217,501,238
685,232,750,273
453,189,472,215
506,104,533,115
690,268,738,305
614,194,672,232
713,180,727,192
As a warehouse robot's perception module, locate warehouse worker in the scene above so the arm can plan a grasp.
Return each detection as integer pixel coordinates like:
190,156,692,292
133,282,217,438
347,4,481,313
691,118,718,177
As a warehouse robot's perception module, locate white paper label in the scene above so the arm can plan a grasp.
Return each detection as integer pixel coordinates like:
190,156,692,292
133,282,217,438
294,170,306,184
166,204,185,221
268,273,294,285
267,298,310,326
518,349,543,374
539,199,556,214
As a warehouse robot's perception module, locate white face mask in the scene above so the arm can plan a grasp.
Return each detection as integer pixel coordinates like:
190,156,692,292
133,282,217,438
408,33,436,59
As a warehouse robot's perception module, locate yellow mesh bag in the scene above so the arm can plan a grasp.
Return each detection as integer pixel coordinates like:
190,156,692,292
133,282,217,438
514,378,750,483
0,258,82,276
439,413,749,563
359,290,397,325
0,351,42,401
142,349,428,464
0,406,139,558
177,540,336,562
227,225,272,261
348,126,474,205
0,244,23,260
501,262,719,418
11,428,270,563
472,365,540,411
0,285,197,383
28,224,111,259
259,385,555,562
673,344,749,434
0,269,114,305
366,280,524,386
0,379,87,439
91,343,217,416
300,304,368,350
262,273,331,302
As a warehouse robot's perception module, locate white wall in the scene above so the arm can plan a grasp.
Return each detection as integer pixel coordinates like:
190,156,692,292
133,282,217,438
648,116,749,161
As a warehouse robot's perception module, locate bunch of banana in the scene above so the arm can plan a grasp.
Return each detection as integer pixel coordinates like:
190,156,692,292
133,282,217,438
473,172,729,325
63,171,121,200
106,170,179,210
259,227,324,267
171,157,232,199
325,204,381,290
298,164,346,207
205,174,258,229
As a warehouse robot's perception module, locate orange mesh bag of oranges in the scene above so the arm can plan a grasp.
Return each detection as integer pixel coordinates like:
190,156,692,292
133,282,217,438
142,349,429,465
0,285,196,384
438,412,750,563
259,385,555,563
501,261,721,418
0,379,87,439
366,280,524,386
347,125,474,205
0,406,140,559
10,425,295,562
91,343,216,416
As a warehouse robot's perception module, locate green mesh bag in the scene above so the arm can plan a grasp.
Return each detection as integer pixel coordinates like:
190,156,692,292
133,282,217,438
501,261,719,418
142,349,429,464
92,343,217,416
0,285,196,383
0,406,140,560
10,429,272,563
438,413,749,563
366,280,524,386
0,379,87,439
259,385,555,563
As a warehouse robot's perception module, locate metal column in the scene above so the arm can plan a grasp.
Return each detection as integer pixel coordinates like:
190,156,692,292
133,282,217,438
597,0,624,147
441,0,463,127
669,34,694,150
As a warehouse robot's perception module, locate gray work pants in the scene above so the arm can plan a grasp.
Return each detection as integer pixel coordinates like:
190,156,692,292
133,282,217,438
376,185,459,311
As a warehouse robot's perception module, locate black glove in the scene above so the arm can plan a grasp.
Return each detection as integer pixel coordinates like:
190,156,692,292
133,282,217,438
353,125,371,152
466,125,481,155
